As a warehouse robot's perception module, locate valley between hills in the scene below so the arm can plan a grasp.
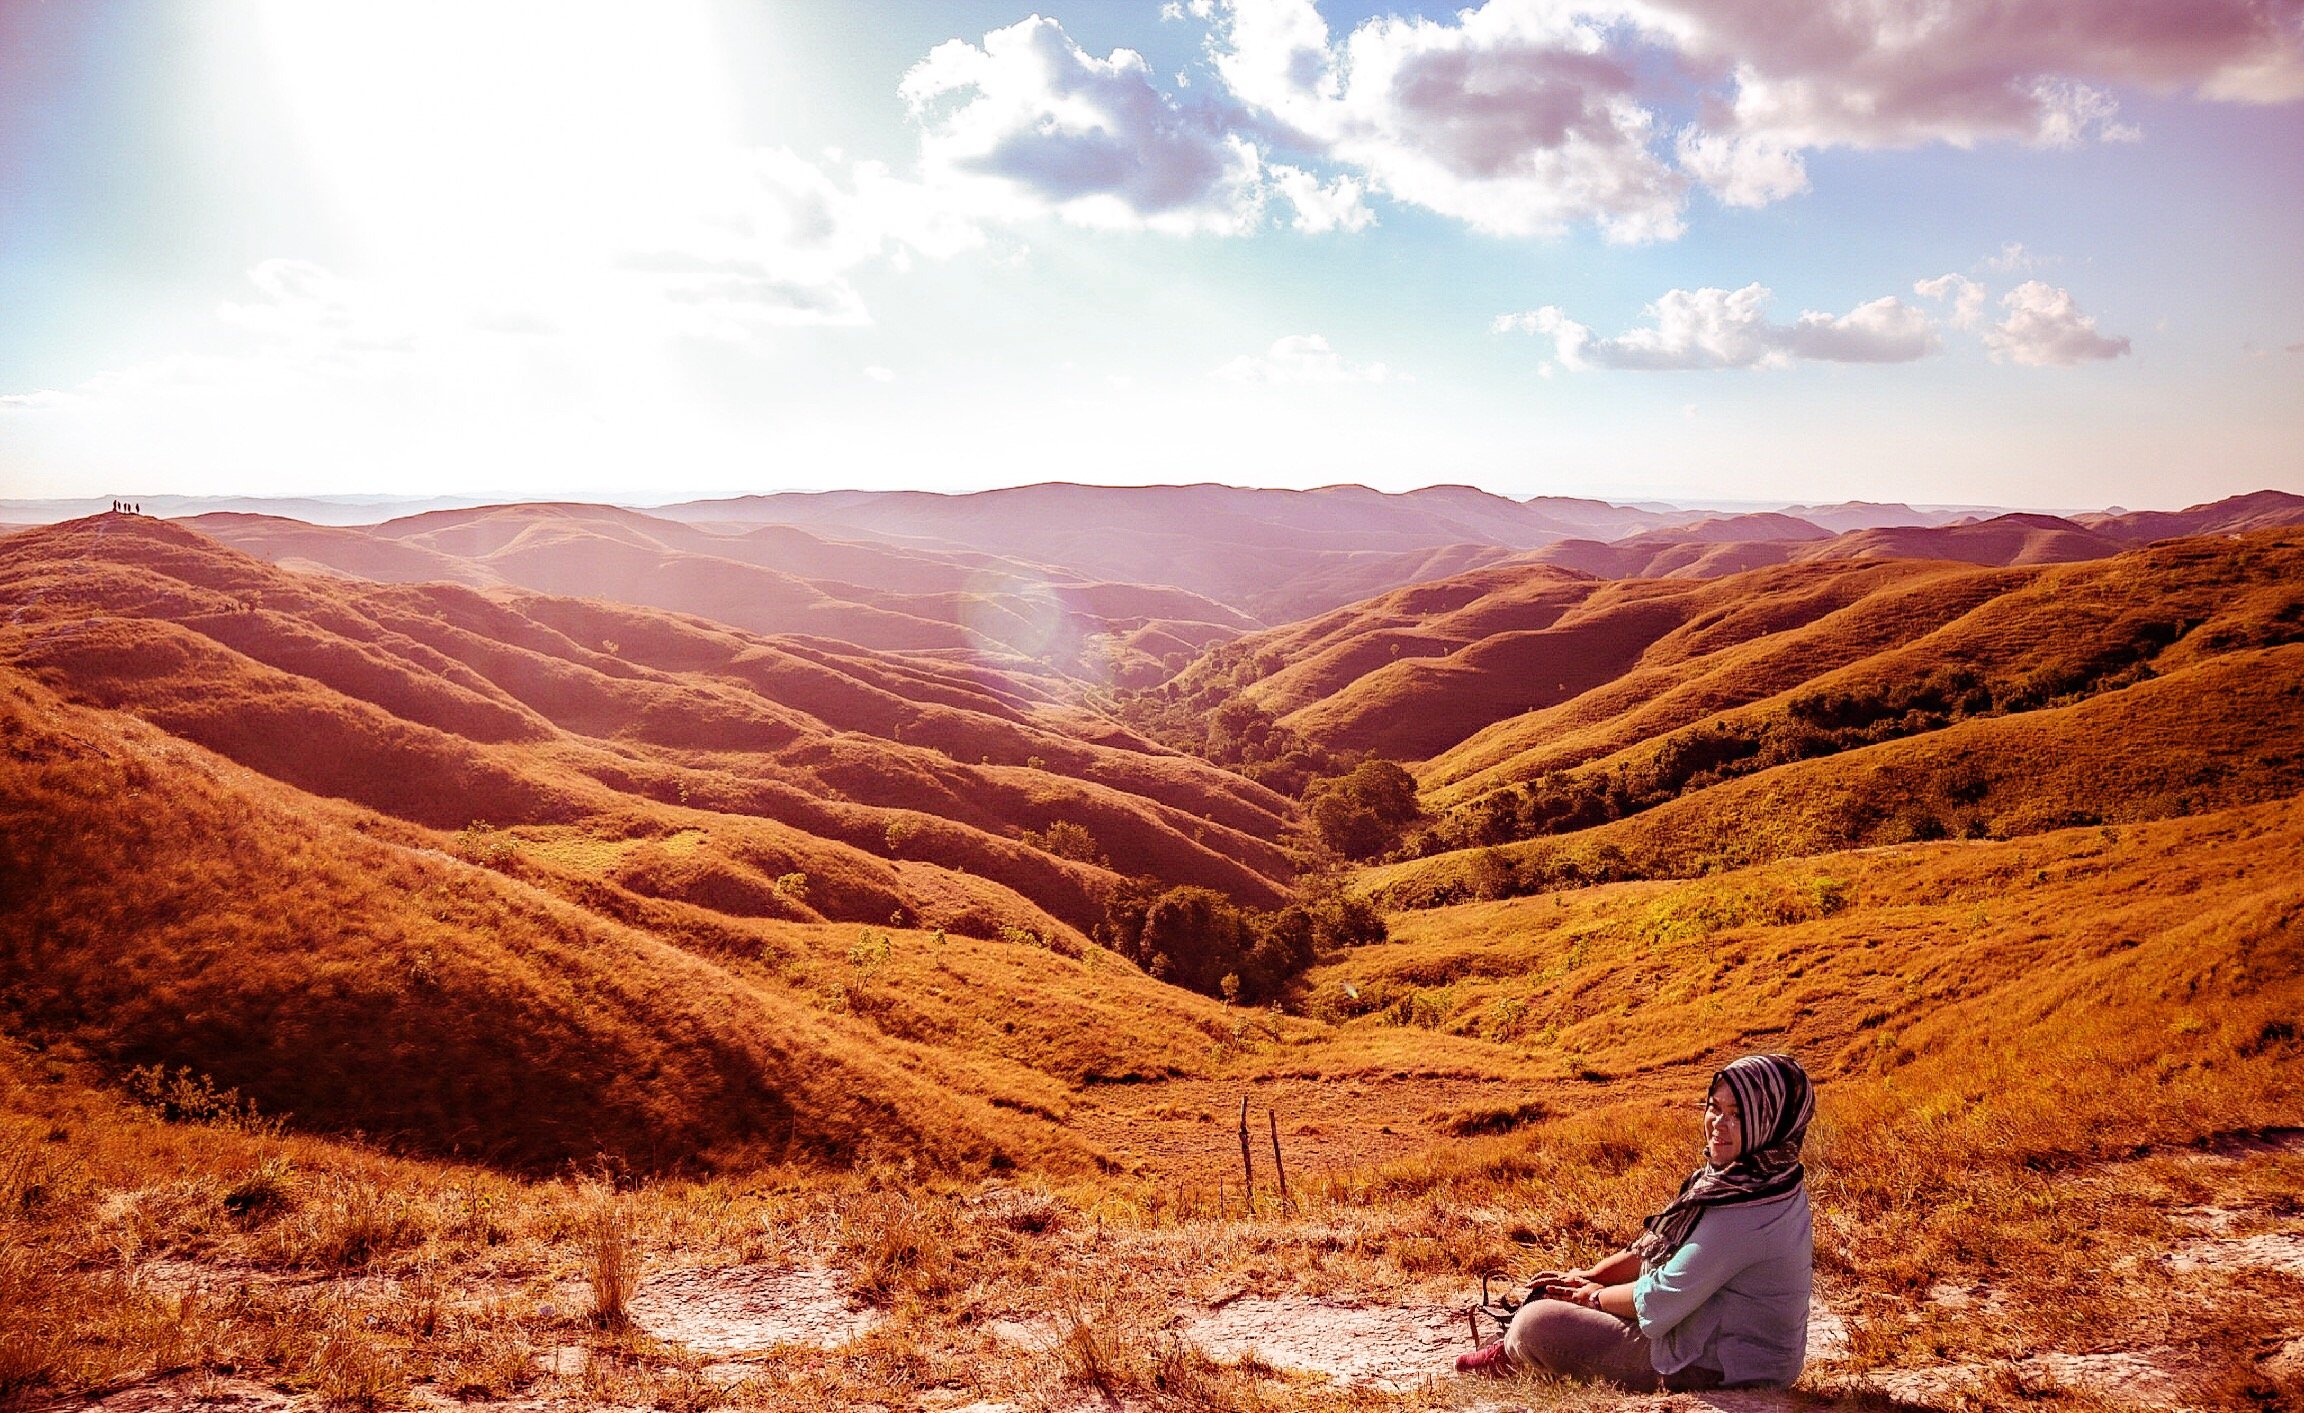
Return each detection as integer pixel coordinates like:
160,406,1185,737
2,483,2301,1413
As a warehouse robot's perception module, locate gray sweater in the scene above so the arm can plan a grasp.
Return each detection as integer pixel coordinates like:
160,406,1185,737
1631,1186,1813,1387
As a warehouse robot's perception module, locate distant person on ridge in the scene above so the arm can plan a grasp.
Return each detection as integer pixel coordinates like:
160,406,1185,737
1457,1053,1815,1390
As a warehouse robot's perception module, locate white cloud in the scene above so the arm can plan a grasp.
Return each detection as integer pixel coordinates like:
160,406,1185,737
1915,273,1988,329
1780,296,1940,363
1673,127,1808,207
1644,0,2303,152
1983,241,2042,273
1210,0,1688,241
1493,306,1597,369
1190,0,2304,240
1270,164,1375,232
613,147,990,336
1212,333,1401,384
1983,281,2132,365
901,15,1269,234
1497,283,1938,371
2031,80,2143,146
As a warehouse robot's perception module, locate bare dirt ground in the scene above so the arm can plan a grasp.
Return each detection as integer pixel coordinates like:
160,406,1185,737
1180,1294,1466,1391
626,1264,881,1357
44,1129,2304,1413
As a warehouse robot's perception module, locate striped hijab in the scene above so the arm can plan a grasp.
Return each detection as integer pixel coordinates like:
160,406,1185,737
1631,1053,1815,1265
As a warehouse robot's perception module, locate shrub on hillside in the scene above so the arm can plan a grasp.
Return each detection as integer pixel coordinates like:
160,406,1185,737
1097,877,1385,1004
1016,820,1109,868
1106,663,1343,795
1302,760,1422,861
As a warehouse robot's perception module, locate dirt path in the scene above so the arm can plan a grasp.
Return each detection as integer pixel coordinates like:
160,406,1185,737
1174,1292,1855,1397
1179,1295,1466,1391
626,1263,881,1355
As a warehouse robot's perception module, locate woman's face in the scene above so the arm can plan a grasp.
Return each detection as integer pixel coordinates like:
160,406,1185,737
1704,1079,1743,1167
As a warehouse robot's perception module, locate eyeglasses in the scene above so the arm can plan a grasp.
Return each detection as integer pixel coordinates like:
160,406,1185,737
1701,1101,1742,1125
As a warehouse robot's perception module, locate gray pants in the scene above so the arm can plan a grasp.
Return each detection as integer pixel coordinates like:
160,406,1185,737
1503,1299,1724,1392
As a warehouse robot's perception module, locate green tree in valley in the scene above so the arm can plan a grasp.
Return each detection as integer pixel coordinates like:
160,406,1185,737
1303,759,1423,861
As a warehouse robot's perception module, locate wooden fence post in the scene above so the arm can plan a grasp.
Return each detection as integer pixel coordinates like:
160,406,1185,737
1237,1093,1255,1210
1268,1108,1290,1212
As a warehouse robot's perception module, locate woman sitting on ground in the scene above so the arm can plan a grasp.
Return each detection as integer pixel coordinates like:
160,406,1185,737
1457,1052,1815,1391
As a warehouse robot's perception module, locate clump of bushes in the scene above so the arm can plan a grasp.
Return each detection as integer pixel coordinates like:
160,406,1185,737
1301,760,1422,862
1015,820,1109,867
1107,648,1340,795
1096,878,1386,1005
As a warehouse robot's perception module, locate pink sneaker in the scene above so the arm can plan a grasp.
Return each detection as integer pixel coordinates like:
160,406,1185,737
1456,1340,1515,1376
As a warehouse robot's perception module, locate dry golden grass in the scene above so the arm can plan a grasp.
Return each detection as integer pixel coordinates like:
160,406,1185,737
1419,563,2014,801
0,671,1152,1175
1232,558,1988,763
1368,637,2304,909
1419,527,2304,805
1177,527,2304,791
6,786,2296,1408
6,512,2302,1411
0,515,1297,941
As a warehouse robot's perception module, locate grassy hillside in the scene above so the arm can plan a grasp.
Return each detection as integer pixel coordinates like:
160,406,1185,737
1283,800,2304,1397
0,667,1290,1174
1177,526,2298,809
5,501,2302,1409
1318,798,2304,1091
1381,530,2304,875
1371,641,2304,909
0,515,1299,937
1162,557,1980,764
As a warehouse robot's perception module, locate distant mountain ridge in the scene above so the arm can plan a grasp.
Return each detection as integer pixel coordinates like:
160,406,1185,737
184,503,1256,688
1514,497,2304,582
10,487,2297,690
649,482,1711,622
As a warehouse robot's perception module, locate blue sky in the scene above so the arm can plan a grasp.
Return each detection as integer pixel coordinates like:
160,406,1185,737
2,0,2299,509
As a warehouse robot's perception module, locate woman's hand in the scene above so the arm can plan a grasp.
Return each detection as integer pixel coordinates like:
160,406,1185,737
1526,1267,1587,1290
1542,1276,1605,1308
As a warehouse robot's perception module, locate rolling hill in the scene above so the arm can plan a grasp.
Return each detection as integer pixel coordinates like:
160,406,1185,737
0,514,1298,943
1517,512,2137,582
1159,528,2304,789
648,482,1706,623
2080,487,2304,540
1274,528,2304,909
1167,557,1991,764
0,664,1297,1175
5,491,2303,1411
188,503,1256,688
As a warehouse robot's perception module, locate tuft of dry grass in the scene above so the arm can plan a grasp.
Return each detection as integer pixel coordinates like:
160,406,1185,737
582,1187,634,1330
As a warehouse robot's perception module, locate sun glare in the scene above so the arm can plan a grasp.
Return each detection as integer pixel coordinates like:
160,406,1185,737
252,0,739,281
